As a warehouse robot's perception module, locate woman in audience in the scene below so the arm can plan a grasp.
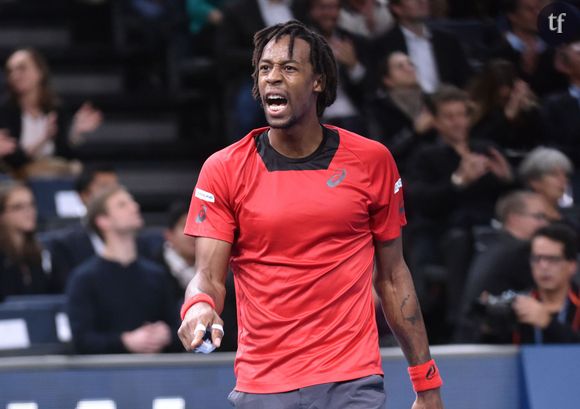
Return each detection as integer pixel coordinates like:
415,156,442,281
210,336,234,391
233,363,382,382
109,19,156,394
469,59,544,159
0,48,102,177
0,181,51,300
370,51,435,175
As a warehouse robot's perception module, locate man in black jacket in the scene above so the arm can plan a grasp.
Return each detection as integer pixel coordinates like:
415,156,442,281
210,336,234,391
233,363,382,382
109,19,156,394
373,0,472,93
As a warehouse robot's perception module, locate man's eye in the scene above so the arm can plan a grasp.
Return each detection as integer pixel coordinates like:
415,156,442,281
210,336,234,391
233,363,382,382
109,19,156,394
284,66,297,72
259,65,270,72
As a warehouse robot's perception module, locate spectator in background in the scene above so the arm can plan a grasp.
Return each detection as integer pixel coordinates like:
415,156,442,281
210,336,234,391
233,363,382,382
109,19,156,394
337,0,394,39
455,190,549,342
67,186,180,354
48,165,120,291
476,224,580,344
0,181,52,301
157,201,197,300
405,85,513,333
297,0,371,134
373,0,472,93
469,59,544,158
0,48,102,177
543,39,580,167
370,51,435,175
518,147,575,222
491,0,567,97
512,224,580,343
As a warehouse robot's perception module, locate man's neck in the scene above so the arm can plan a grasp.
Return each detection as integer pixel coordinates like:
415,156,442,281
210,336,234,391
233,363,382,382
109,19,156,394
539,285,570,311
19,91,42,115
400,20,426,37
101,234,138,266
268,119,323,158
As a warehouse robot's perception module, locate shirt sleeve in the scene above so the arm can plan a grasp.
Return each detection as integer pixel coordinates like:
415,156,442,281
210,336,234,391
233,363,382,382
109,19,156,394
184,152,237,243
368,145,407,242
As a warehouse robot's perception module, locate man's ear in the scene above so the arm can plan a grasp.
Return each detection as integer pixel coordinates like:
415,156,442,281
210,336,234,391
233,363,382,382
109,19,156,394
95,214,109,233
314,74,324,93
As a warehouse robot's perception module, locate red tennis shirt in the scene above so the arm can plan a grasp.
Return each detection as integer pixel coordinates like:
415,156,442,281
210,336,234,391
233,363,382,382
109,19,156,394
185,125,406,393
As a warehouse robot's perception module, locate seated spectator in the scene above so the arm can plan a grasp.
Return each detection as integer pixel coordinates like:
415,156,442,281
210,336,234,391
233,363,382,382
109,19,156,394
405,85,514,332
543,39,580,167
373,0,472,93
370,51,435,175
475,224,580,344
49,165,120,290
518,147,575,222
67,186,180,354
157,201,197,300
455,190,549,342
469,59,544,158
298,0,371,134
0,181,52,300
337,0,394,39
0,48,103,178
490,0,567,97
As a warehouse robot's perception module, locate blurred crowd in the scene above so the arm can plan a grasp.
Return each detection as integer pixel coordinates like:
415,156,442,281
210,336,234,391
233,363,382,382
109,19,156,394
0,0,579,354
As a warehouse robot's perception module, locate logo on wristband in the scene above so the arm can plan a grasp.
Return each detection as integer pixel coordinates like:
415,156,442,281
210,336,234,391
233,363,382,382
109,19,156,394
426,364,437,380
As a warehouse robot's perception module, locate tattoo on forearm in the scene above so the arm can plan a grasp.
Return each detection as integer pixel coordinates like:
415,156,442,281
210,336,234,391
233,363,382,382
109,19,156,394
400,294,421,326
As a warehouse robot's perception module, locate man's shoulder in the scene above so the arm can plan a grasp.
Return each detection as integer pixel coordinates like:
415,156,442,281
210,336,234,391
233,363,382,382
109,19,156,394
135,257,167,276
68,255,103,284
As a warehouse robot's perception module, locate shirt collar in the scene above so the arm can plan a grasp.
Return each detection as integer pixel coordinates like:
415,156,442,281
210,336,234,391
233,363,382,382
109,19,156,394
570,84,580,99
401,25,431,41
505,31,546,54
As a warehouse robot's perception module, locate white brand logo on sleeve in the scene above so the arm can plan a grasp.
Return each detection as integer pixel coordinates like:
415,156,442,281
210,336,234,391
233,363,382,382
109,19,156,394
394,178,402,194
195,188,215,203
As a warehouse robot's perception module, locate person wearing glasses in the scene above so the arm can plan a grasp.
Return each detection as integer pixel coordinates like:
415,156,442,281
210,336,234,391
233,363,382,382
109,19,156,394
511,223,580,344
0,180,52,301
454,190,550,343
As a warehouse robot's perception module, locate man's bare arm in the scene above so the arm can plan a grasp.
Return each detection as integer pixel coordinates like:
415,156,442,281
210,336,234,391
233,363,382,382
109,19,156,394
184,236,232,313
178,237,232,350
374,236,443,408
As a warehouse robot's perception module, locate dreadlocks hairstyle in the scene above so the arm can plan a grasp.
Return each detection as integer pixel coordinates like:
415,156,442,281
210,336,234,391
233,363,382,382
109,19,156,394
251,20,338,117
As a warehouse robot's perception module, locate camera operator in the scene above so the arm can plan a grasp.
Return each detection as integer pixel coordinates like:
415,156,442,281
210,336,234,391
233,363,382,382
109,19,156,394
511,224,580,344
476,224,580,344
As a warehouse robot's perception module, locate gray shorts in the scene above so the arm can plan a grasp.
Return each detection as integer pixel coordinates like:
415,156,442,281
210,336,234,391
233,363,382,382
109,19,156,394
227,374,386,409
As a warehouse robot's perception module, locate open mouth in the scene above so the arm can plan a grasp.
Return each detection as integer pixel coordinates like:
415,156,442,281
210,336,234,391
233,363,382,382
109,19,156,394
265,95,288,113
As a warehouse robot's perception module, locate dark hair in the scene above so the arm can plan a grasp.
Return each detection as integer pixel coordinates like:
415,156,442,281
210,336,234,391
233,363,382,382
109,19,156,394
501,0,521,14
426,84,470,115
251,20,337,117
167,200,189,230
532,224,578,261
75,164,117,194
468,59,517,122
0,180,41,266
5,48,60,112
86,185,126,241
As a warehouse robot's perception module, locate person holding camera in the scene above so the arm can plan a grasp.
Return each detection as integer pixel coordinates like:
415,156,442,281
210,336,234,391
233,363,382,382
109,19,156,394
511,223,580,344
475,224,580,344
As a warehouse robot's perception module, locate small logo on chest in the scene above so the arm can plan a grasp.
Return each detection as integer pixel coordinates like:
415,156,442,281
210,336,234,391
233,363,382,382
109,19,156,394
327,168,347,188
